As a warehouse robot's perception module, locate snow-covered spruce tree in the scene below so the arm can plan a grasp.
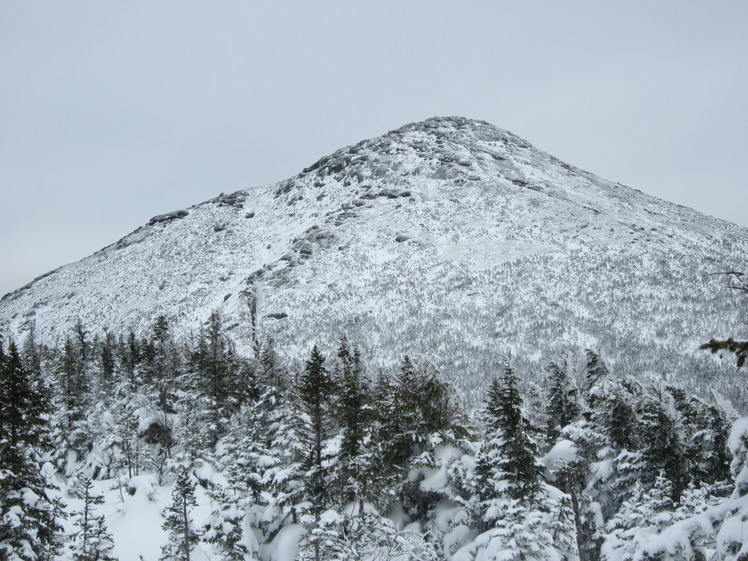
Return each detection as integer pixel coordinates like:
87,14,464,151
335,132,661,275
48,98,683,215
601,471,679,561
213,390,278,555
584,350,610,409
298,511,439,561
96,330,117,401
545,357,581,444
142,315,182,418
161,468,200,561
460,363,571,560
68,475,117,561
666,386,732,486
50,334,93,473
478,364,542,506
187,311,242,447
297,345,337,561
0,340,63,561
375,356,464,519
117,329,143,389
332,337,378,512
111,390,145,479
638,391,688,501
258,337,286,392
262,386,307,537
202,483,250,561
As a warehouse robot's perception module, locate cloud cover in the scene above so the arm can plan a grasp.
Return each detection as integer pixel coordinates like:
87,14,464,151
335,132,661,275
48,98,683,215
1,1,747,296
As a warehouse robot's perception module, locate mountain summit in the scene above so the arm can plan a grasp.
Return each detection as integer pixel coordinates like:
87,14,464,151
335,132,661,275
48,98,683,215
2,117,746,399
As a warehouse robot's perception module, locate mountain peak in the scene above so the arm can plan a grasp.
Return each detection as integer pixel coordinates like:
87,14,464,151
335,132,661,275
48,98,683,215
1,118,745,403
392,115,514,139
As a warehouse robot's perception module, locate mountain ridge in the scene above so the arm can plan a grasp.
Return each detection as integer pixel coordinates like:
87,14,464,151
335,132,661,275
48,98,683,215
2,116,746,403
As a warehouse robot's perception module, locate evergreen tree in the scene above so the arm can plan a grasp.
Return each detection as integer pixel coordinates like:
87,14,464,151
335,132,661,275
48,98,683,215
161,468,200,561
336,337,367,461
202,485,249,561
264,392,307,531
68,476,117,561
474,365,542,531
545,358,581,442
21,324,42,381
585,349,610,409
639,394,688,500
333,338,375,509
377,356,456,474
259,338,285,391
297,345,336,561
59,336,87,428
143,315,181,416
98,331,117,398
0,340,63,561
188,311,239,445
605,387,639,452
602,471,678,561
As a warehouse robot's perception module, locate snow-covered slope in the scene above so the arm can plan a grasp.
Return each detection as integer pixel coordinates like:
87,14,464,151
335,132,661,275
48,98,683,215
2,117,746,400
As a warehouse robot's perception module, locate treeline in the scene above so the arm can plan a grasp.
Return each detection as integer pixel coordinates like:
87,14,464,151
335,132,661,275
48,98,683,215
0,313,744,560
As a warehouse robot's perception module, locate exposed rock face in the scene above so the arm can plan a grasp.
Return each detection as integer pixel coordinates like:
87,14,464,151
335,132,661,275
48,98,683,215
2,117,746,402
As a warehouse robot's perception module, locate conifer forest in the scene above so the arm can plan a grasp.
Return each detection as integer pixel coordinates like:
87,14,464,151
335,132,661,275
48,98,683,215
2,118,748,560
2,303,748,561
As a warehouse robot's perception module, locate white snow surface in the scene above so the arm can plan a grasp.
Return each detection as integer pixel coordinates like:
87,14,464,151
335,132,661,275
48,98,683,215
1,116,746,401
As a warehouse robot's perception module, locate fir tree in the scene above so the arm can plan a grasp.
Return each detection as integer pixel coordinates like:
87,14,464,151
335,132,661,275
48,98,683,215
144,315,181,416
298,345,336,561
334,338,375,509
202,485,249,561
161,468,200,561
68,476,117,561
606,388,639,452
188,311,239,445
336,337,366,460
585,349,610,409
545,358,581,442
0,340,63,561
639,394,688,500
476,365,541,511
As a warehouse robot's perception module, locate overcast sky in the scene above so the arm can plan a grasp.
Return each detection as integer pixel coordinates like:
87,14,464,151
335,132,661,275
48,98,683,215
1,1,747,297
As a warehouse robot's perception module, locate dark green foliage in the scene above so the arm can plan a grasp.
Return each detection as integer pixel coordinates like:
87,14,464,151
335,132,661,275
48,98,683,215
143,315,182,415
666,386,731,485
545,358,581,441
701,271,748,368
701,337,748,369
336,337,367,461
68,476,117,561
607,390,638,451
298,345,336,516
494,364,542,500
475,364,541,521
377,356,457,473
99,331,116,395
585,349,610,408
333,337,376,507
639,395,688,501
161,468,199,561
0,341,49,449
59,336,87,426
185,311,243,448
0,340,62,561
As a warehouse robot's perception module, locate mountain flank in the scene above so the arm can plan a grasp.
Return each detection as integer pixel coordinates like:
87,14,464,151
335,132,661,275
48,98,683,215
1,116,746,402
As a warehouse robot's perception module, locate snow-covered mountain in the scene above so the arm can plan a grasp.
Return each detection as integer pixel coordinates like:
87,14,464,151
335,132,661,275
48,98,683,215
2,117,746,401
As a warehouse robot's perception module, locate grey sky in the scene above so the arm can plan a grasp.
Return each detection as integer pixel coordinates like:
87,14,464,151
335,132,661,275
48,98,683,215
2,1,747,297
